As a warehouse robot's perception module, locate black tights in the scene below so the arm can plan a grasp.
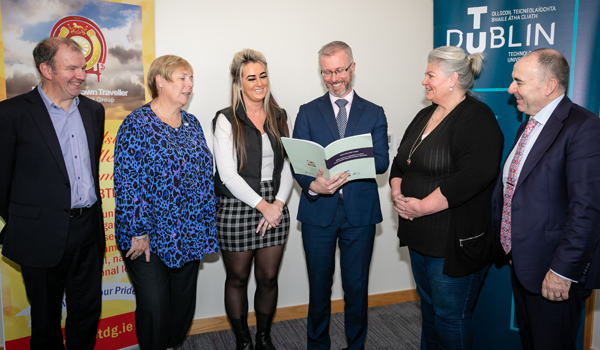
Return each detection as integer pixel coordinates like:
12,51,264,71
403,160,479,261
222,245,285,319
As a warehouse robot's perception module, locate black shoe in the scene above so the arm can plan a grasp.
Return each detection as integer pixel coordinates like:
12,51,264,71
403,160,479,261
254,312,276,350
230,315,254,350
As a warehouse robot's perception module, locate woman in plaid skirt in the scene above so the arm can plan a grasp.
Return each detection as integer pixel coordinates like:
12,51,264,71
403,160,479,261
212,49,292,350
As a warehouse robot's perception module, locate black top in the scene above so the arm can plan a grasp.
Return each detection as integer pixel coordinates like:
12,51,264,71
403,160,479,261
390,95,504,277
212,103,288,199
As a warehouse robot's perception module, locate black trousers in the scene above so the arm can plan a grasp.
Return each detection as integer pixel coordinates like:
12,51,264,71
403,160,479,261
21,205,103,350
511,266,592,350
123,252,200,350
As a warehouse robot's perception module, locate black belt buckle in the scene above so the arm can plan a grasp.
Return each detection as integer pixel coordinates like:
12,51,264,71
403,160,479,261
70,207,88,217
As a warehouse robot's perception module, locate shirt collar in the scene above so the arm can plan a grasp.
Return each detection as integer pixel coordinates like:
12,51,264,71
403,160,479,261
531,94,564,126
37,82,80,111
329,88,354,107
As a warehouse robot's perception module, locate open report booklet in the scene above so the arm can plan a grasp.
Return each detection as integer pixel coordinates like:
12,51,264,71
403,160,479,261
281,133,375,181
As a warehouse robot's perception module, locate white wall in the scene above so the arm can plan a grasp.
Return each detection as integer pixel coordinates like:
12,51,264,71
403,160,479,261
155,0,434,320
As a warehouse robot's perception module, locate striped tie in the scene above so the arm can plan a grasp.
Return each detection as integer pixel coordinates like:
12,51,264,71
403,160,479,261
500,118,538,253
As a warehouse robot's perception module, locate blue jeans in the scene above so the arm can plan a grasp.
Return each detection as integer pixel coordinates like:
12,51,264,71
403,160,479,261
409,249,489,350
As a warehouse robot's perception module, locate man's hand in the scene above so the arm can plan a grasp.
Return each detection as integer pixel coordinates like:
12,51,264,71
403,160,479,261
308,168,348,195
542,270,571,301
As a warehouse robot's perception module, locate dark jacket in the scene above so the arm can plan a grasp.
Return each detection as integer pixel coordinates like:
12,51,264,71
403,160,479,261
0,88,106,268
390,95,504,277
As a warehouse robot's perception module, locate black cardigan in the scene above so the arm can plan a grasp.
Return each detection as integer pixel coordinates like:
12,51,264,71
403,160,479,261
390,95,504,277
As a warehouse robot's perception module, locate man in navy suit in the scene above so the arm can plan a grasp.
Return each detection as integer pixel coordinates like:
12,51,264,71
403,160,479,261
0,37,105,349
492,48,600,350
293,41,389,350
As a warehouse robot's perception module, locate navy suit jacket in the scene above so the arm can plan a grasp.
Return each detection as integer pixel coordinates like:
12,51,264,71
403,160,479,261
293,92,389,227
492,96,600,293
0,88,105,268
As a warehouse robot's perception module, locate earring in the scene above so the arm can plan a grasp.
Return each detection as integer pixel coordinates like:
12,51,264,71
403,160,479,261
450,87,453,91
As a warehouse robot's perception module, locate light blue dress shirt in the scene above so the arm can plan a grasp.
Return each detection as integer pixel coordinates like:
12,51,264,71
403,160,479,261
38,84,97,209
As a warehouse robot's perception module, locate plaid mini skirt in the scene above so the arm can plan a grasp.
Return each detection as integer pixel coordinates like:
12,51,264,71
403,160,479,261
217,180,290,252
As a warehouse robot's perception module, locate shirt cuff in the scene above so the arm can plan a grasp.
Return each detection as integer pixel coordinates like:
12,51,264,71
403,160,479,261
550,269,578,283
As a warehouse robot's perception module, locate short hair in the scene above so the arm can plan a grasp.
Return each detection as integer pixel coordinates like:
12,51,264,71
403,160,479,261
33,37,83,74
318,41,354,63
530,48,570,93
428,46,484,92
147,55,193,99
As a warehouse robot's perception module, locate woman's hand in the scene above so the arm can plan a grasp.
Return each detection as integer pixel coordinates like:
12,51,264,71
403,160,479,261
395,197,423,221
255,200,284,236
394,188,449,221
126,234,150,262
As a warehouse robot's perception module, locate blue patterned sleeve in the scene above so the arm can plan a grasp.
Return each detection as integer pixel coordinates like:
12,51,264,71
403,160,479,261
114,111,152,248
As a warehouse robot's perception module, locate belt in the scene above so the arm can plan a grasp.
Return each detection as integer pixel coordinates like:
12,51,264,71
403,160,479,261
70,207,91,217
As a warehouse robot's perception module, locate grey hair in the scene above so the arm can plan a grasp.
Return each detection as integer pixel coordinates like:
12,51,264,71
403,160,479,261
530,48,569,93
428,46,484,92
33,37,83,74
318,41,354,63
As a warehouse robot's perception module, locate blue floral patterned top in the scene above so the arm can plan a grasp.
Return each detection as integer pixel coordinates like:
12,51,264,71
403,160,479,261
114,103,219,268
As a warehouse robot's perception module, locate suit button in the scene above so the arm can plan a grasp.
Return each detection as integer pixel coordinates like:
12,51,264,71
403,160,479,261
64,209,69,214
65,183,70,188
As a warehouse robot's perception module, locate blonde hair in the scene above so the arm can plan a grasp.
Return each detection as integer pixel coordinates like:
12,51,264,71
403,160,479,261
147,55,193,99
229,48,288,170
428,46,484,92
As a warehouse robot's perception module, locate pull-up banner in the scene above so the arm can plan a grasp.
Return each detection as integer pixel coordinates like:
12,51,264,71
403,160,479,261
434,1,600,349
0,0,155,349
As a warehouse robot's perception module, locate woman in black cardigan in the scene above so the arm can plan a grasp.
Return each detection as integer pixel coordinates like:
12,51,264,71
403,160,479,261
389,46,503,350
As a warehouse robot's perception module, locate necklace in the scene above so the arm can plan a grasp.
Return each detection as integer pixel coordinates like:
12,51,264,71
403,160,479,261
406,120,429,165
154,100,181,131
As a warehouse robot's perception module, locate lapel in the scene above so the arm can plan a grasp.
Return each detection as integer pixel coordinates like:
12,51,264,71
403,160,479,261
317,92,340,140
316,91,366,140
25,89,69,180
344,92,365,137
516,96,572,190
78,97,98,176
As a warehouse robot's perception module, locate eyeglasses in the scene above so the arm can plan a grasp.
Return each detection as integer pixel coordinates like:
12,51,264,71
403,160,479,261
321,62,353,78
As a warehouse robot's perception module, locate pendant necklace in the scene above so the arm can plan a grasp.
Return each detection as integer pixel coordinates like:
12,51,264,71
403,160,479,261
154,100,181,131
406,119,429,165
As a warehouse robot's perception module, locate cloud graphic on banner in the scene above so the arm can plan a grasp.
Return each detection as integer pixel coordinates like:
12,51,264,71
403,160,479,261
109,45,142,64
1,0,86,26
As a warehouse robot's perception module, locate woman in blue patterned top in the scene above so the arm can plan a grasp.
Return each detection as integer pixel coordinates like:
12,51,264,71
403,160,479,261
114,55,219,350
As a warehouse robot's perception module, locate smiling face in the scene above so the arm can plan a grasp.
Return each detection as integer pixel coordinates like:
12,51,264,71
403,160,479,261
241,62,268,105
319,50,354,98
421,61,454,105
159,67,193,107
508,54,549,116
41,45,87,105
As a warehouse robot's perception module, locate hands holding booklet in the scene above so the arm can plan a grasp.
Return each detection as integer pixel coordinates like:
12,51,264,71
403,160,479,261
281,133,376,181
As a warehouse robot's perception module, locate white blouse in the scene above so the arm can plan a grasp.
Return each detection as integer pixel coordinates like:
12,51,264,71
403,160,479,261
213,113,293,208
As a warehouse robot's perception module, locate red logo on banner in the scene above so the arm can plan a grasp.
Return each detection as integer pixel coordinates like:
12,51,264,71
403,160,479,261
50,16,107,82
